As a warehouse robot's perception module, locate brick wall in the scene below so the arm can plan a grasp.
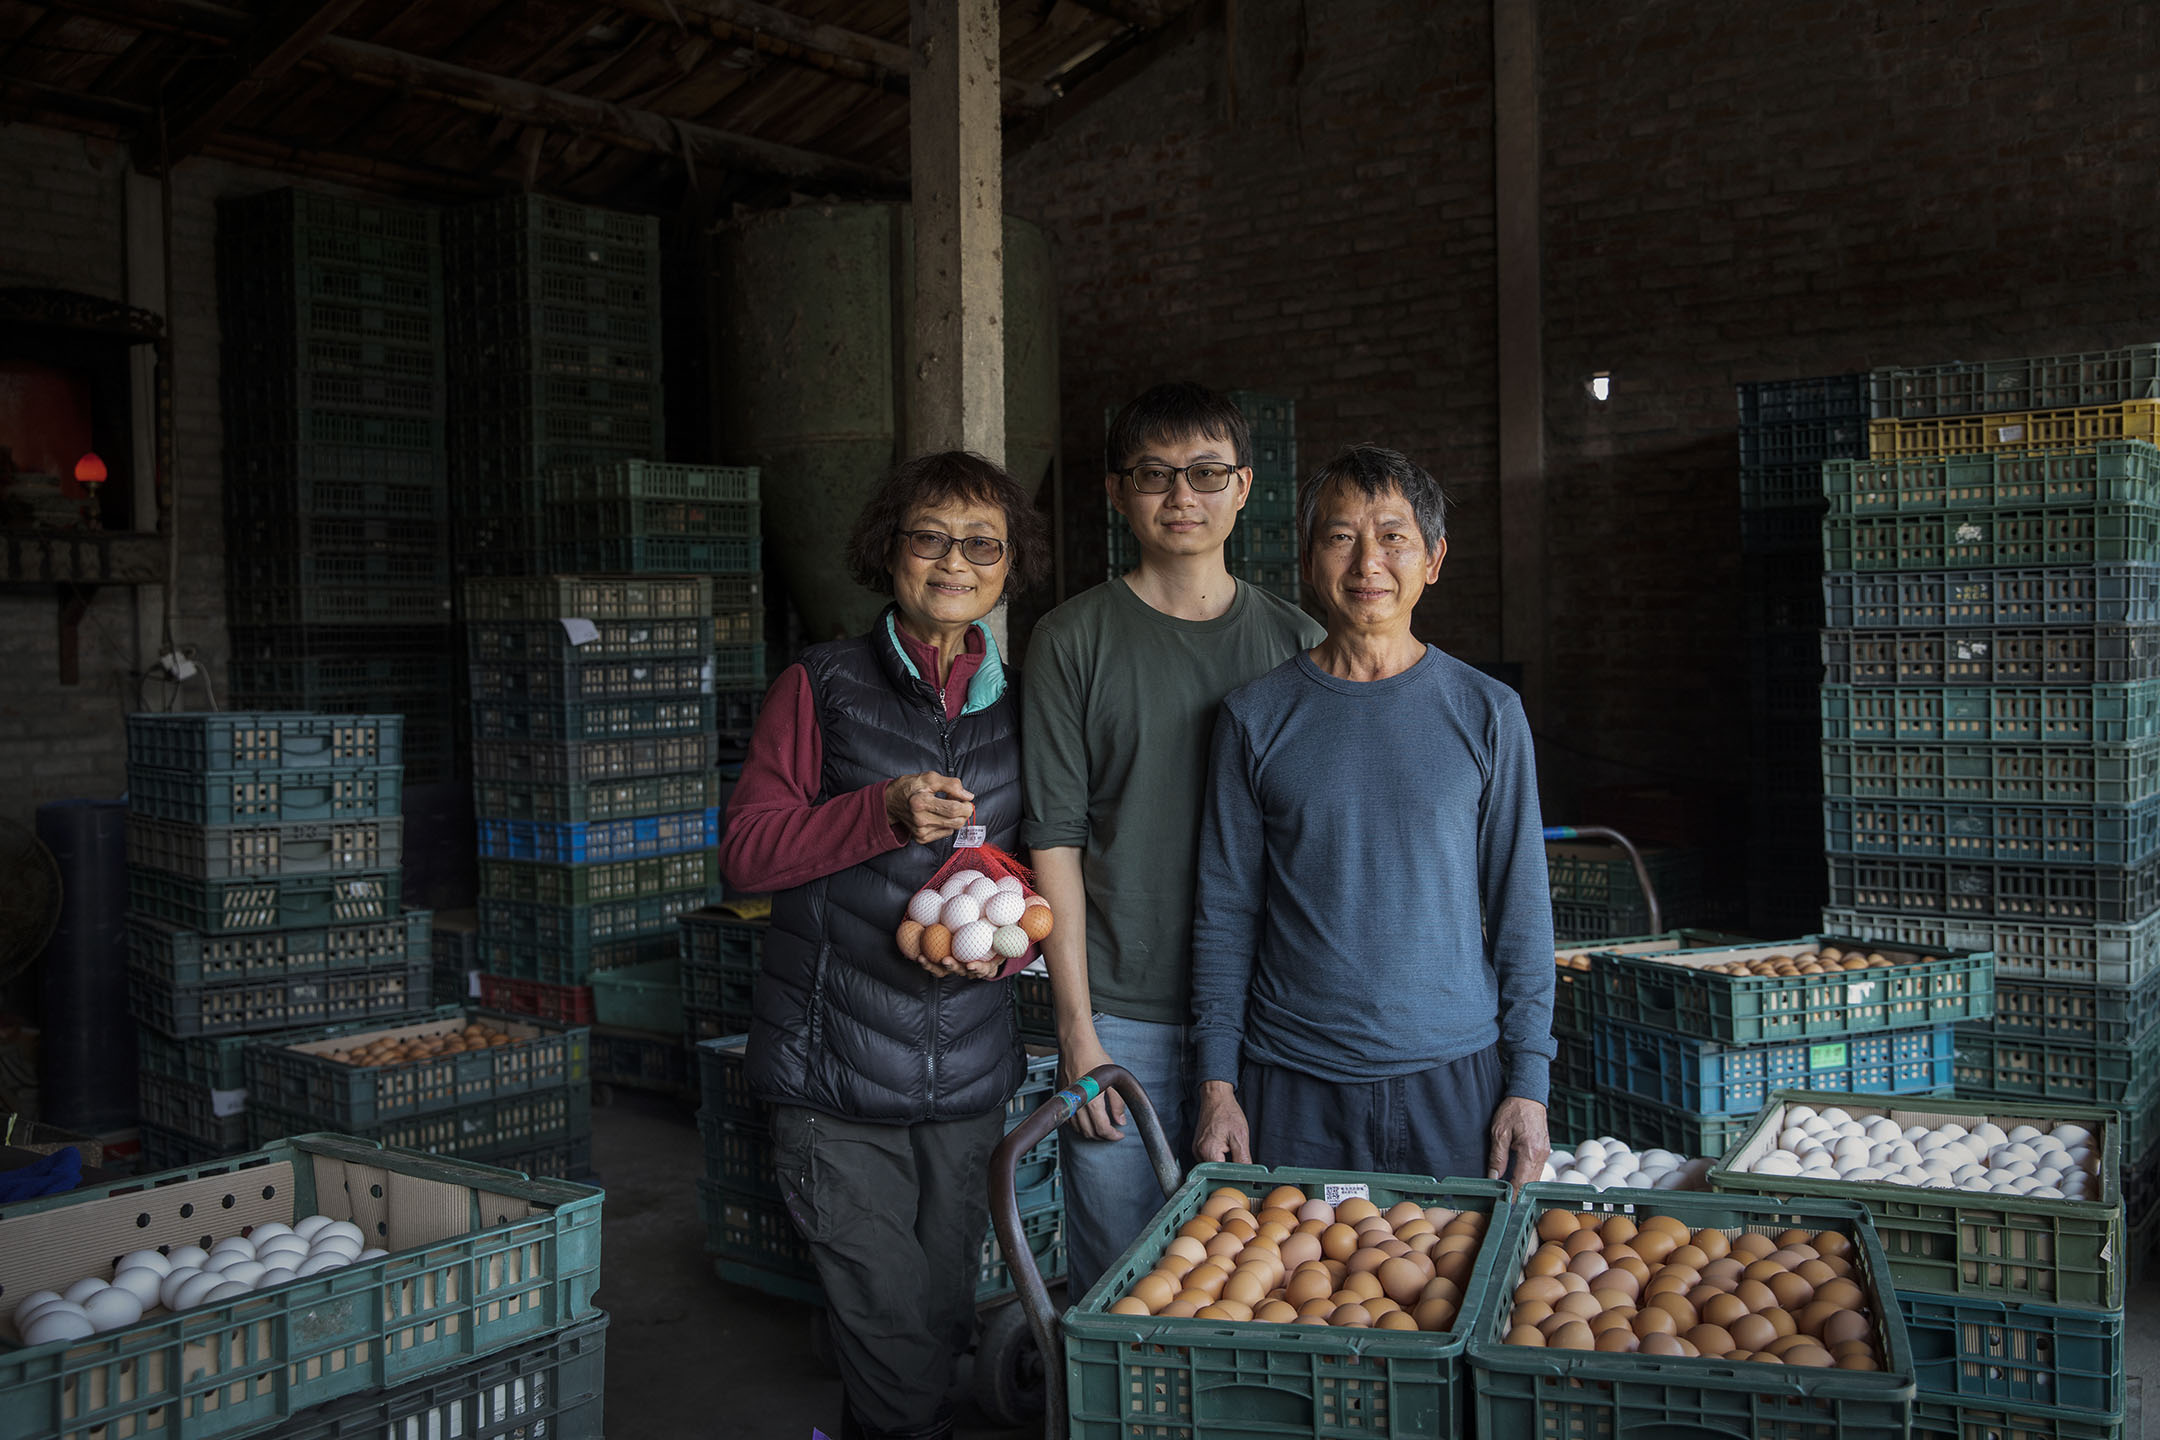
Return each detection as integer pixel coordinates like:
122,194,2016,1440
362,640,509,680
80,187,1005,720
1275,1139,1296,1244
0,122,339,836
1010,0,2160,833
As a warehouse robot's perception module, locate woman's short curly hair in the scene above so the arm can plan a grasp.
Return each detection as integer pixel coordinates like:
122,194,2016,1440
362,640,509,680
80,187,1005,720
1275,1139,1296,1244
844,450,1052,599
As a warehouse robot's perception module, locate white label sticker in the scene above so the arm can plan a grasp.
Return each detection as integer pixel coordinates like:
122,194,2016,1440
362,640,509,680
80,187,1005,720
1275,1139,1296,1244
1954,523,1983,543
1323,1183,1371,1204
468,969,483,999
954,825,986,849
210,1087,247,1118
1996,423,2026,443
1846,980,1877,1005
559,618,600,646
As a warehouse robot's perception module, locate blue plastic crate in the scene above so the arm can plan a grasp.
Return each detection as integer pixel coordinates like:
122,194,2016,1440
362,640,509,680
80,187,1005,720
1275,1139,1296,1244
1823,796,2160,868
477,808,720,863
1594,1017,1955,1116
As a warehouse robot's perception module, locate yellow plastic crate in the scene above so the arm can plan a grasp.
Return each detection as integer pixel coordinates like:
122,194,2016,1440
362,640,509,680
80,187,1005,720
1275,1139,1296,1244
1871,400,2160,459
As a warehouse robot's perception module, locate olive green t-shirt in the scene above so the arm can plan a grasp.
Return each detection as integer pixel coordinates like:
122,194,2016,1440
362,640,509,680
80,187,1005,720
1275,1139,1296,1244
1021,577,1326,1023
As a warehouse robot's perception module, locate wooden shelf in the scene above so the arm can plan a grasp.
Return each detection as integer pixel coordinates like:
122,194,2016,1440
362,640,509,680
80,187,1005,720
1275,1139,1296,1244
0,529,166,585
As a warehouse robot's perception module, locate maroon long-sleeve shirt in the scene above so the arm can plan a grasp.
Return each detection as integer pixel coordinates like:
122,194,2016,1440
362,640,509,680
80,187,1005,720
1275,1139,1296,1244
719,624,986,894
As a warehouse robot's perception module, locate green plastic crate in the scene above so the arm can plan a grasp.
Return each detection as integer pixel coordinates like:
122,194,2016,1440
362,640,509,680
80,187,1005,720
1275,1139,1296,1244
1708,1091,2126,1309
128,957,432,1038
1896,1290,2122,1415
1871,348,2160,420
1822,739,2160,806
1467,1184,1915,1440
1820,682,2160,746
1593,934,1996,1045
127,867,402,936
127,910,428,988
1596,1018,1956,1116
136,1005,458,1092
1964,973,2160,1046
460,574,711,621
125,711,403,772
1600,1089,1767,1158
126,813,404,880
136,1071,248,1151
477,850,718,907
474,768,721,825
243,1007,589,1127
591,956,682,1030
1064,1163,1510,1440
1824,440,2160,513
1554,929,1759,1035
247,1084,592,1161
0,1133,600,1440
1952,1024,2160,1109
1547,1087,1600,1147
1823,503,2160,572
124,763,404,825
1911,1397,2125,1440
588,1024,690,1096
1823,906,2160,989
1013,965,1055,1042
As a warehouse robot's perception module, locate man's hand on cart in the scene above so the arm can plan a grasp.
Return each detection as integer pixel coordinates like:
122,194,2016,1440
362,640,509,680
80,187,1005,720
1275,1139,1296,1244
1192,1080,1252,1164
1057,1028,1128,1140
1486,1096,1550,1191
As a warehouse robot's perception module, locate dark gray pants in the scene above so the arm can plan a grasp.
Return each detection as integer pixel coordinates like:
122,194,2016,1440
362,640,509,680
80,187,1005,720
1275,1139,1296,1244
770,1103,1003,1435
1240,1042,1507,1181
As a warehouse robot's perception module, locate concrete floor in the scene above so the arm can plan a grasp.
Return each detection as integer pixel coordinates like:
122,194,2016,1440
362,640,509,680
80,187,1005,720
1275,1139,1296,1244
590,1091,2160,1439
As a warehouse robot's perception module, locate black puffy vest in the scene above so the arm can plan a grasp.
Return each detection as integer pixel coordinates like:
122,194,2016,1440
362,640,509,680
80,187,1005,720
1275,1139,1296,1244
744,613,1026,1123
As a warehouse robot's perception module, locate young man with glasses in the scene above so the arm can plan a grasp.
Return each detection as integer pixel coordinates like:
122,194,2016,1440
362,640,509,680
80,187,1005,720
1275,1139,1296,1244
1023,383,1325,1297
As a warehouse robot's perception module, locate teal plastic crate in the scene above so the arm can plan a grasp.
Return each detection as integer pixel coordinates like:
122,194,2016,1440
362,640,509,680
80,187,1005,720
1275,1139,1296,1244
269,1311,607,1440
1547,1086,1600,1147
1595,1018,1956,1116
126,813,404,881
124,763,404,825
1897,1291,2121,1415
127,910,428,988
1822,796,2160,867
470,733,719,787
1554,929,1761,1035
1823,504,2160,572
680,909,765,1041
1821,564,2160,628
478,850,718,907
588,1024,690,1096
478,927,679,987
1063,1163,1509,1440
1467,1185,1915,1440
1600,1089,1766,1158
1964,972,2160,1046
1822,625,2160,688
248,1084,592,1161
461,574,711,622
125,711,403,771
591,956,682,1030
1825,851,2160,925
465,614,712,664
467,656,712,708
1709,1092,2127,1309
1911,1398,2125,1440
470,692,716,744
1592,934,1996,1045
128,955,431,1038
473,768,722,825
135,1005,456,1092
127,867,401,935
1822,906,2160,988
0,1133,601,1440
1871,348,2160,419
136,1070,248,1151
244,1007,589,1128
1951,1023,2160,1109
1824,441,2160,513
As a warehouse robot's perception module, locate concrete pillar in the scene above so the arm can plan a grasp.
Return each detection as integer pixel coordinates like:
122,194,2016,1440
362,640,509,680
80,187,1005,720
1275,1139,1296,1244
909,0,1005,463
1494,0,1545,731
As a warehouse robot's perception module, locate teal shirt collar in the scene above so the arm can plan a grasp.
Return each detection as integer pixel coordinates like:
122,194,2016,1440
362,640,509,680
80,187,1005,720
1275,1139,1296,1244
883,612,1007,716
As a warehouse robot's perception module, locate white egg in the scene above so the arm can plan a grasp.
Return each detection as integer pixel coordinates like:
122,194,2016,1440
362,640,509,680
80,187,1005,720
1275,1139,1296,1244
993,875,1026,894
256,1268,297,1289
22,1306,94,1346
1778,1127,1809,1150
1549,1151,1575,1169
906,889,945,925
1833,1137,1869,1159
938,868,984,898
257,1232,308,1256
1921,1173,1955,1188
209,1237,256,1261
13,1290,66,1325
63,1277,109,1305
939,893,982,930
1845,1165,1884,1181
1973,1123,2009,1147
291,1215,334,1242
1619,1169,1650,1187
1902,1124,1930,1142
1821,1107,1853,1126
167,1244,210,1269
118,1249,173,1279
109,1268,162,1309
1888,1142,1920,1167
159,1269,203,1309
965,877,1001,903
218,1261,266,1288
983,891,1028,927
2053,1124,2092,1146
1882,1171,1917,1186
2007,1124,2042,1143
991,924,1030,959
248,1222,295,1245
357,1248,387,1262
1576,1140,1608,1160
173,1272,228,1310
1787,1105,1819,1124
81,1287,142,1332
1899,1165,1931,1183
949,920,996,963
201,1250,252,1275
204,1280,252,1304
1865,1118,1901,1141
1757,1155,1802,1176
295,1253,349,1277
1557,1168,1591,1185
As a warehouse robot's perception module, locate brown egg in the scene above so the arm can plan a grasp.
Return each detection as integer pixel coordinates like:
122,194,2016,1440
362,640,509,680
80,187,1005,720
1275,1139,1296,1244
1733,1280,1777,1314
1603,1241,1642,1265
1537,1210,1580,1243
1204,1231,1246,1260
1382,1200,1424,1228
1131,1273,1178,1312
921,924,953,961
1702,1258,1746,1289
1505,1324,1546,1346
1330,1289,1368,1309
1728,1313,1778,1352
1691,1230,1732,1261
1609,1256,1651,1286
1567,1253,1609,1283
1156,1252,1198,1282
1110,1297,1151,1315
1814,1278,1864,1311
1524,1245,1568,1278
1760,1307,1797,1338
1255,1300,1299,1323
1638,1332,1687,1356
1321,1259,1349,1286
1812,1232,1853,1261
1158,1300,1200,1318
1820,1310,1873,1348
1593,1269,1641,1302
1179,1216,1221,1243
1588,1307,1637,1334
1730,1232,1777,1262
1173,1289,1214,1308
1330,1303,1373,1328
1549,1320,1596,1350
1700,1292,1750,1329
1221,1218,1258,1243
1630,1307,1678,1337
1185,1265,1229,1299
1363,1297,1402,1321
1296,1199,1336,1225
1563,1228,1605,1256
1287,1268,1335,1306
1514,1274,1566,1307
1277,1233,1323,1269
1421,1276,1463,1307
1415,1297,1459,1331
896,920,926,958
1343,1272,1386,1303
1552,1291,1603,1321
1644,1273,1696,1301
1685,1323,1735,1356
1597,1215,1638,1244
1836,1353,1880,1371
1433,1233,1479,1258
1511,1300,1555,1328
1194,1303,1242,1322
1594,1327,1641,1352
1423,1207,1460,1230
1399,1251,1436,1282
1767,1272,1815,1311
1783,1344,1835,1368
1831,1339,1873,1359
1749,1350,1784,1365
1376,1310,1419,1331
1264,1185,1308,1211
1774,1229,1813,1250
1668,1244,1710,1271
1321,1224,1361,1261
1255,1213,1296,1237
1394,1219,1436,1242
1377,1258,1428,1306
1347,1247,1391,1276
1336,1198,1381,1225
1018,905,1054,942
1686,1284,1730,1313
1293,1218,1329,1237
1223,1270,1269,1307
1376,1239,1412,1259
1553,1272,1590,1296
1430,1252,1473,1288
1353,1216,1394,1241
1648,1293,1698,1328
1298,1297,1335,1318
1742,1258,1789,1286
1795,1259,1839,1288
1201,1188,1246,1219
1765,1333,1819,1357
1631,1228,1679,1264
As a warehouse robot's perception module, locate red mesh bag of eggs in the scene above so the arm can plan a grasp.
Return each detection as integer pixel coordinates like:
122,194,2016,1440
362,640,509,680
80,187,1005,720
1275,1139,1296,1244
896,841,1053,980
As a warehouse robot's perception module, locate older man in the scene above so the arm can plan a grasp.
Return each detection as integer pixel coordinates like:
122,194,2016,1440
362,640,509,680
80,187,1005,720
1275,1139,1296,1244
1188,444,1556,1187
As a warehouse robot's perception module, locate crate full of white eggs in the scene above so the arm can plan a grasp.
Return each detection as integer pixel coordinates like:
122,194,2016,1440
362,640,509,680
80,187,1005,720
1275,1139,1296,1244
1709,1091,2125,1311
0,1133,603,1439
1540,1137,1715,1192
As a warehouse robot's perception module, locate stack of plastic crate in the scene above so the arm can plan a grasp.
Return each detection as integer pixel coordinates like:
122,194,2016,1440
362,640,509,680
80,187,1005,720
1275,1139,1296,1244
443,195,663,578
1584,932,1987,1157
216,189,456,783
692,1033,1064,1307
1736,373,1870,934
546,459,767,748
122,712,429,1167
1105,391,1301,601
1545,841,1704,942
463,576,721,1062
1817,345,2160,1278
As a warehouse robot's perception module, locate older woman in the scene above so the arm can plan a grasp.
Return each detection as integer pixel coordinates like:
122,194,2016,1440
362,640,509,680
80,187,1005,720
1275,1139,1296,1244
719,450,1050,1440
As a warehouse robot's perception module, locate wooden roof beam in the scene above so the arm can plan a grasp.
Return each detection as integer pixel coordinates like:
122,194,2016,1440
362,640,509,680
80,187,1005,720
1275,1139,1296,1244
305,33,904,188
1060,0,1165,27
140,0,372,169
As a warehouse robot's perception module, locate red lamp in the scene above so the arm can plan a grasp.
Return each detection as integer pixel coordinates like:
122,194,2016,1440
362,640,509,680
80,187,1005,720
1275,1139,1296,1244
73,452,108,484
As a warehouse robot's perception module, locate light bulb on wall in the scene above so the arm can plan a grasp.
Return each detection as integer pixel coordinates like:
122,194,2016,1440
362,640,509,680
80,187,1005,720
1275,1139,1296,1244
1588,373,1611,403
73,452,107,483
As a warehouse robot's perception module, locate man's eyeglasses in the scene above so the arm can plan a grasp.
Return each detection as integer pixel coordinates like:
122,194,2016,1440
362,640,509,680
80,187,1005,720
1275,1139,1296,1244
1115,462,1243,495
897,528,1009,565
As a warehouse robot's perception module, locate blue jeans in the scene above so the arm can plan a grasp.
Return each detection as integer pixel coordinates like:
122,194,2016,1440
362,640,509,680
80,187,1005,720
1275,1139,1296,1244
1059,1012,1194,1300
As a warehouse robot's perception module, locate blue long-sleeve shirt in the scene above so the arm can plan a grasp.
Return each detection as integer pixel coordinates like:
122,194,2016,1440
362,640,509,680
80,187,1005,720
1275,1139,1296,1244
1189,647,1557,1102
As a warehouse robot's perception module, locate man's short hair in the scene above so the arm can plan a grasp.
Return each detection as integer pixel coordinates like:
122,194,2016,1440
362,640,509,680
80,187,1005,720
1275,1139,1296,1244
1298,445,1448,553
1105,383,1251,473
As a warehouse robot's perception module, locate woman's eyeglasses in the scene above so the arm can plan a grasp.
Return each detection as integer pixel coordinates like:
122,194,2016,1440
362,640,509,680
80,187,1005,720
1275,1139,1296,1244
897,528,1009,564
